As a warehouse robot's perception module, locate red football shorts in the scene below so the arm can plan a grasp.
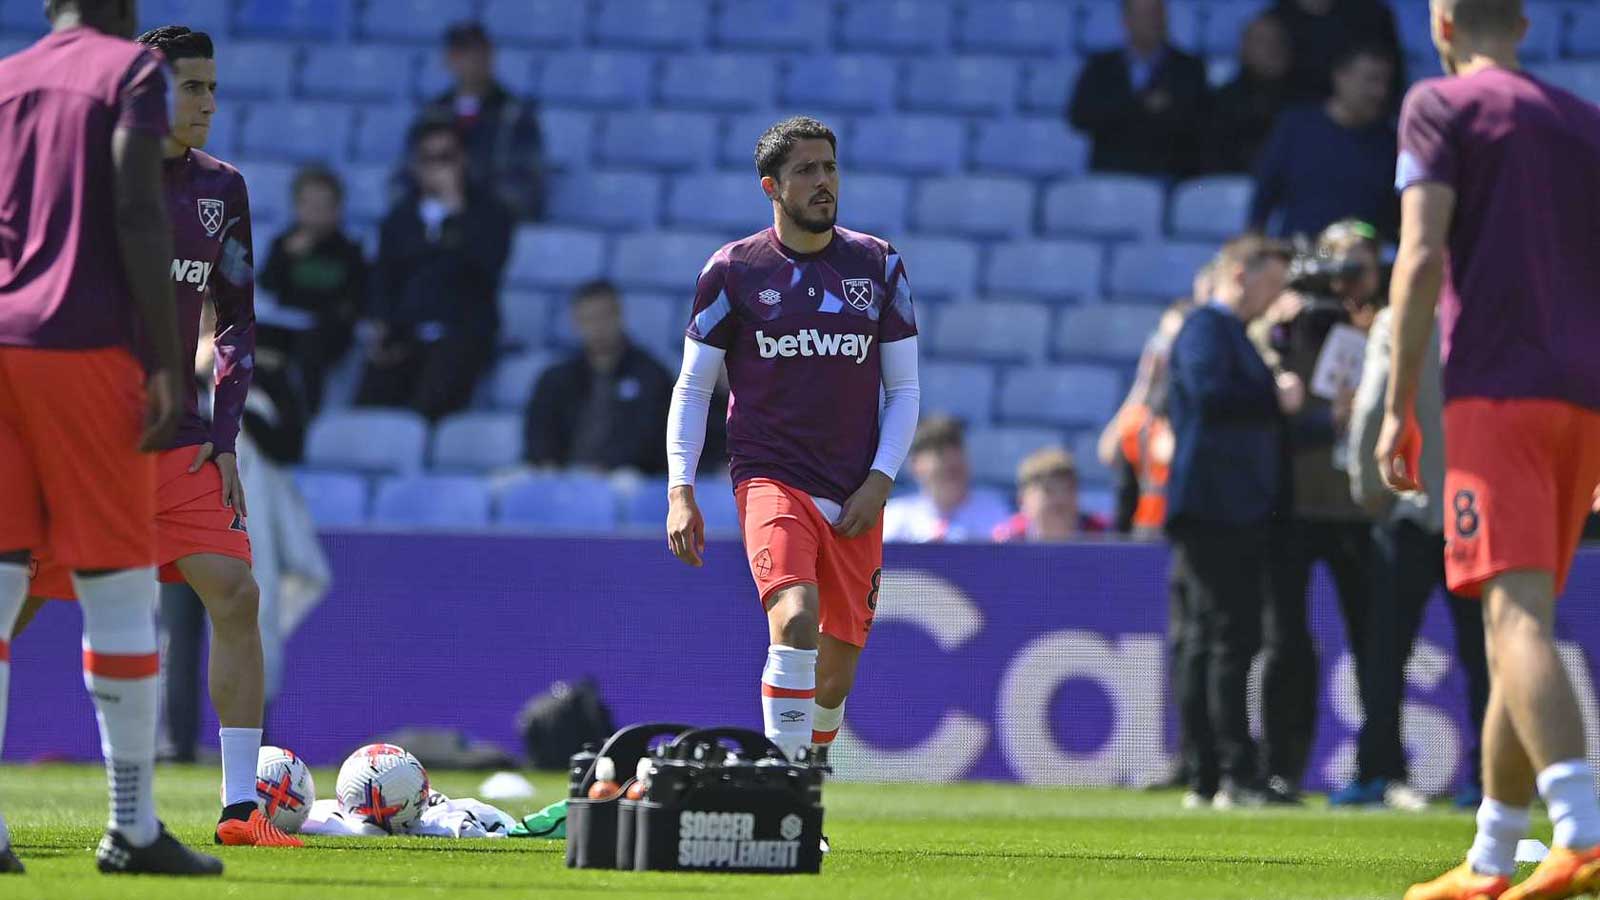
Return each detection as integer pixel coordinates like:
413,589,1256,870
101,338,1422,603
0,346,155,572
734,477,883,648
1442,398,1600,598
30,446,253,599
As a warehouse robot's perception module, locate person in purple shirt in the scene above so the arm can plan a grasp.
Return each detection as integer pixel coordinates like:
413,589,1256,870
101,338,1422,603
664,117,920,786
1380,0,1600,897
18,24,293,853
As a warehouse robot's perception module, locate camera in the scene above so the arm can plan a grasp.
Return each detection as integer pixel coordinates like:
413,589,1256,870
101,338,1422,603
1286,244,1369,297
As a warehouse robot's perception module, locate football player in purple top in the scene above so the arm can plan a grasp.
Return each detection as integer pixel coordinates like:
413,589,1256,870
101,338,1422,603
665,117,920,774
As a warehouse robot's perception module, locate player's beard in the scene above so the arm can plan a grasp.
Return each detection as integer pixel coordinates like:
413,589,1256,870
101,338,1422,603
780,194,837,235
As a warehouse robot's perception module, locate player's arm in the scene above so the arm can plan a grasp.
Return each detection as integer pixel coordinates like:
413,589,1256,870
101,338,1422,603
666,337,726,567
203,175,258,514
835,337,920,538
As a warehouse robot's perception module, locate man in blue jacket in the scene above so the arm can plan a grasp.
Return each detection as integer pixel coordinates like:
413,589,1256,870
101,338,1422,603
1166,235,1299,808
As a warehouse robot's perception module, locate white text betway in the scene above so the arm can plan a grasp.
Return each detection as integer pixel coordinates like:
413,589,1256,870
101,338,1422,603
170,258,212,290
755,329,873,364
677,811,800,869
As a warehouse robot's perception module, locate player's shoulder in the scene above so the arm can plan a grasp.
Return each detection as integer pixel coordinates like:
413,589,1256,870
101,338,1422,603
188,149,249,194
834,225,893,258
702,229,775,279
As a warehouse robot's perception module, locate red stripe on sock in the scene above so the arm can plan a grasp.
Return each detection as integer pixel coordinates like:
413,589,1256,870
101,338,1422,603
761,683,815,699
82,650,159,678
811,728,838,745
0,638,8,662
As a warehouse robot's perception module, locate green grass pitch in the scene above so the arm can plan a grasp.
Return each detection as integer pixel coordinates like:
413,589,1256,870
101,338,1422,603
0,764,1538,899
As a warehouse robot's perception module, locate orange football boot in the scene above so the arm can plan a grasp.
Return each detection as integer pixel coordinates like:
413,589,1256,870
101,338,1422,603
214,809,304,848
1405,862,1512,900
1500,845,1600,900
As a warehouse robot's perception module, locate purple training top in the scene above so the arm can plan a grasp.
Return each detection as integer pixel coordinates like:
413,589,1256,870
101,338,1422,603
1397,67,1600,411
0,28,169,349
164,149,255,455
687,226,917,505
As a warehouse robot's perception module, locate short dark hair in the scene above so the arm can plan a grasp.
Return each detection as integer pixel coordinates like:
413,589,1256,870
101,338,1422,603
911,415,965,457
1215,234,1293,273
291,165,343,204
407,115,460,153
754,116,837,181
1444,0,1525,37
1333,40,1397,74
136,24,213,63
570,279,619,307
444,21,490,49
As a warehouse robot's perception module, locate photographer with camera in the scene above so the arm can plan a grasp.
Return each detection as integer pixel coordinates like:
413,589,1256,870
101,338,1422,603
1252,220,1394,804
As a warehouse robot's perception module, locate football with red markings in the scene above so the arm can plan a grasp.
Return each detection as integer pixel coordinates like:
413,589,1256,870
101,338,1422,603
254,745,315,833
335,743,431,834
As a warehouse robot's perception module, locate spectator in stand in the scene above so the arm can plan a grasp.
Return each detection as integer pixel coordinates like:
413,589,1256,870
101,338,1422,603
1067,0,1211,178
257,166,368,412
992,448,1107,543
411,22,543,221
1100,299,1189,537
523,280,674,474
1209,12,1294,173
884,416,1012,543
356,118,512,420
1273,0,1403,105
1249,43,1399,241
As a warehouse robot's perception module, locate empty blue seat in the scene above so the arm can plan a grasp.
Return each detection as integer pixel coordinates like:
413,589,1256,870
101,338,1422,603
499,290,553,349
1169,175,1253,240
1071,430,1115,487
1522,2,1563,61
1199,1,1266,56
903,57,1019,115
599,111,717,171
660,55,777,111
611,231,728,292
973,118,1090,177
490,351,554,409
305,409,429,474
1057,303,1167,361
482,0,587,47
999,365,1123,427
202,107,239,159
353,106,413,163
955,0,1074,55
498,473,618,531
1021,59,1084,113
232,160,297,224
505,227,606,290
238,102,353,163
930,302,1051,362
849,115,967,175
620,295,683,362
358,0,474,43
1535,62,1600,103
921,361,997,425
1570,5,1600,57
594,0,709,50
966,425,1065,485
665,172,770,232
839,0,953,53
539,51,652,108
417,48,536,99
983,240,1102,301
137,0,228,36
714,0,832,52
373,474,492,528
432,412,524,471
235,0,352,40
912,176,1035,239
539,108,595,171
341,163,397,224
291,470,368,527
217,42,295,101
844,174,911,237
890,236,979,299
1109,241,1218,300
1042,176,1165,240
782,56,897,112
546,171,663,230
720,111,810,167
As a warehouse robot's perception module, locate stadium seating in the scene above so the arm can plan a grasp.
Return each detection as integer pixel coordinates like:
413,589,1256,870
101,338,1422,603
1168,176,1254,241
538,51,653,108
713,0,832,52
136,0,229,37
498,290,554,349
839,0,954,53
966,425,1066,486
538,108,596,171
956,0,1075,55
546,170,663,230
973,118,1090,178
1570,4,1600,57
481,0,587,48
982,239,1103,302
903,57,1020,115
595,0,710,50
231,160,298,225
999,365,1124,428
1056,303,1167,361
660,55,778,111
598,111,718,171
929,302,1052,363
1042,176,1165,240
665,172,772,232
912,176,1035,239
1535,61,1600,102
341,163,396,225
498,473,619,531
234,0,352,41
353,106,412,163
505,227,606,291
1071,430,1115,487
610,231,727,292
218,42,296,101
238,102,353,163
1020,59,1085,113
546,291,682,360
357,0,474,44
783,56,899,113
417,47,536,99
292,470,369,527
921,361,998,425
1199,1,1266,57
305,409,429,474
204,108,239,158
849,115,969,175
490,351,554,410
841,174,912,237
890,236,980,300
432,412,525,472
373,474,493,529
1108,241,1218,300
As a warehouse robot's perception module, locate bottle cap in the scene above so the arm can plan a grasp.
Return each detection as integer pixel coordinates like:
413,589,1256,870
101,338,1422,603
635,758,652,781
594,757,616,782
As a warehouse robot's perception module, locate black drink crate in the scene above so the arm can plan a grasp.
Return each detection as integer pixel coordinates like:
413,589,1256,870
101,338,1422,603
566,723,826,874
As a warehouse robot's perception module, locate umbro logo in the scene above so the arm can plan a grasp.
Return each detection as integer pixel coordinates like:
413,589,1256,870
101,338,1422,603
780,710,806,723
758,289,782,306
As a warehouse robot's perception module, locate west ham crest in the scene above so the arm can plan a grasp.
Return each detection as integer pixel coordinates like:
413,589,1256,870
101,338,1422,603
197,198,225,237
842,278,873,311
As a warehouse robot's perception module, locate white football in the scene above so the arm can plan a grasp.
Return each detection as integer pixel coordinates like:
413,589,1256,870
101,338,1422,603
335,743,430,834
255,745,315,833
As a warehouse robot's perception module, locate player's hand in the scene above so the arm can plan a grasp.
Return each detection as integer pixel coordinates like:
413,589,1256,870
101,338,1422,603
835,470,893,539
214,452,247,517
666,486,706,568
1376,410,1424,493
1591,483,1599,514
140,369,182,452
1275,371,1306,416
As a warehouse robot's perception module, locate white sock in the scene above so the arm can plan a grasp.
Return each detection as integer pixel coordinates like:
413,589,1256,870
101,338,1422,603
813,700,845,746
760,644,816,761
75,568,161,847
1538,759,1600,849
219,727,264,808
1467,798,1531,876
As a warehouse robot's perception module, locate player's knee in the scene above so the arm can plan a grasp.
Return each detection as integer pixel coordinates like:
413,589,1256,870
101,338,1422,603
207,575,260,635
816,674,853,710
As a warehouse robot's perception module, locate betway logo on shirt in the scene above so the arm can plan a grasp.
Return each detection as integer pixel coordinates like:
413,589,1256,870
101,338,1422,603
170,258,213,291
754,329,874,365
